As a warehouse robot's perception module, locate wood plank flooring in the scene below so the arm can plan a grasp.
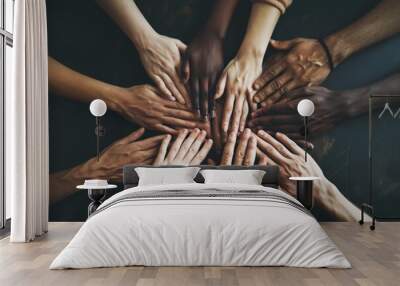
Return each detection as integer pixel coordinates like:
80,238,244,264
0,222,399,286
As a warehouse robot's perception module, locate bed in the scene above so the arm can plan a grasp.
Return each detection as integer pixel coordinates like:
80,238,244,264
50,165,350,269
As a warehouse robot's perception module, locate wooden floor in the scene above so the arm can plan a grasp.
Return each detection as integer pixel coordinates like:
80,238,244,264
0,222,399,286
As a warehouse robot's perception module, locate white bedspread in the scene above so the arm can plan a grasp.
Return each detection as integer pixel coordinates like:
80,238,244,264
50,183,350,269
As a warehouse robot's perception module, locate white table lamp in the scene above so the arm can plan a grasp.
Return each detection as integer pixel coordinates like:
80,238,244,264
297,99,315,162
89,99,107,161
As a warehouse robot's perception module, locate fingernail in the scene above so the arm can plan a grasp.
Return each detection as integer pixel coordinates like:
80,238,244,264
251,112,257,118
253,83,260,90
261,102,267,107
171,97,176,101
254,96,260,103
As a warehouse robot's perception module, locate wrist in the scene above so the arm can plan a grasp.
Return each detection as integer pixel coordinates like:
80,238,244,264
324,34,354,67
132,28,158,51
341,87,370,118
236,46,264,66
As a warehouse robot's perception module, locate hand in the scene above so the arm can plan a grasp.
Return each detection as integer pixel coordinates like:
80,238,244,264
256,130,324,196
112,84,204,135
220,128,257,166
215,55,262,141
71,128,165,183
250,86,346,137
154,129,213,165
182,32,224,119
138,33,189,105
252,38,331,108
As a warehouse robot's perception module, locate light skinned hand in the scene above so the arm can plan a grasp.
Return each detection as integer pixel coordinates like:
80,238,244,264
256,130,324,196
112,84,205,135
154,129,213,165
252,38,331,108
215,55,261,142
138,33,190,105
220,128,257,166
74,128,165,182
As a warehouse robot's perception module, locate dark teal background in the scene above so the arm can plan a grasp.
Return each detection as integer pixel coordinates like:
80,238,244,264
47,0,400,221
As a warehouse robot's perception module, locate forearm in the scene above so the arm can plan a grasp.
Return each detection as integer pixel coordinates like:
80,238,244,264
315,178,371,222
325,0,400,66
48,56,120,110
237,3,280,61
49,167,86,205
203,0,240,38
96,0,156,49
342,73,400,118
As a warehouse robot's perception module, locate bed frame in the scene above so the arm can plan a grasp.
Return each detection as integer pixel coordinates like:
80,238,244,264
123,165,280,189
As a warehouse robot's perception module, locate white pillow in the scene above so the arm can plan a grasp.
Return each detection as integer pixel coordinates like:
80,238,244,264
200,169,266,185
135,167,200,186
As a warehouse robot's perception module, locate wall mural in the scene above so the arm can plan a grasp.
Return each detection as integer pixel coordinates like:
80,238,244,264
47,0,400,221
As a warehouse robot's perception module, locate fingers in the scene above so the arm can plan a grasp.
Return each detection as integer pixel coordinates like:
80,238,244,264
183,130,208,164
233,128,251,165
221,92,235,142
164,108,198,121
252,62,286,92
132,134,166,150
153,134,172,165
220,130,237,165
175,129,201,161
215,71,227,99
254,73,292,105
248,114,299,129
200,78,209,119
257,153,269,165
256,130,291,164
162,116,198,129
169,73,188,105
270,38,299,50
228,94,246,137
153,123,178,135
190,139,213,165
239,100,249,133
119,128,145,144
275,132,304,156
190,78,201,117
251,100,295,117
257,130,294,159
174,39,187,53
181,56,190,83
166,129,189,162
243,135,257,166
153,75,174,101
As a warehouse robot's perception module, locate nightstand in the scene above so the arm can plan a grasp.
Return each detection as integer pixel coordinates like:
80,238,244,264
77,180,117,217
289,177,320,210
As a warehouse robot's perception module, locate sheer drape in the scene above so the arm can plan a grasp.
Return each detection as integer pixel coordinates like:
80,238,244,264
7,0,49,242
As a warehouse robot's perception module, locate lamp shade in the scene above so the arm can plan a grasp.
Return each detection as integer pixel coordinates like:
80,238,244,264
297,99,315,117
89,99,107,117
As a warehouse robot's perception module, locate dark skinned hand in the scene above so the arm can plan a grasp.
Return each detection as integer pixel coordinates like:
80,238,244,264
249,86,346,138
182,32,224,119
252,38,331,108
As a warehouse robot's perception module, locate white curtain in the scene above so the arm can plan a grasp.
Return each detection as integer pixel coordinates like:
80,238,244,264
6,0,49,242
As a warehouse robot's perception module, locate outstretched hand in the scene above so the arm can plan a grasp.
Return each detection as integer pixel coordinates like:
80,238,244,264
138,34,190,105
182,32,224,119
220,128,258,166
250,86,345,137
256,130,324,196
215,55,261,142
111,84,207,135
74,128,165,182
154,129,213,165
252,38,331,109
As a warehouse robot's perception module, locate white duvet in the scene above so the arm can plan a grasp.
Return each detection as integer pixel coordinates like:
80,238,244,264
50,183,350,269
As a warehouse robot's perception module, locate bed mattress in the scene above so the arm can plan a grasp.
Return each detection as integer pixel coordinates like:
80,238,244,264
50,183,350,269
